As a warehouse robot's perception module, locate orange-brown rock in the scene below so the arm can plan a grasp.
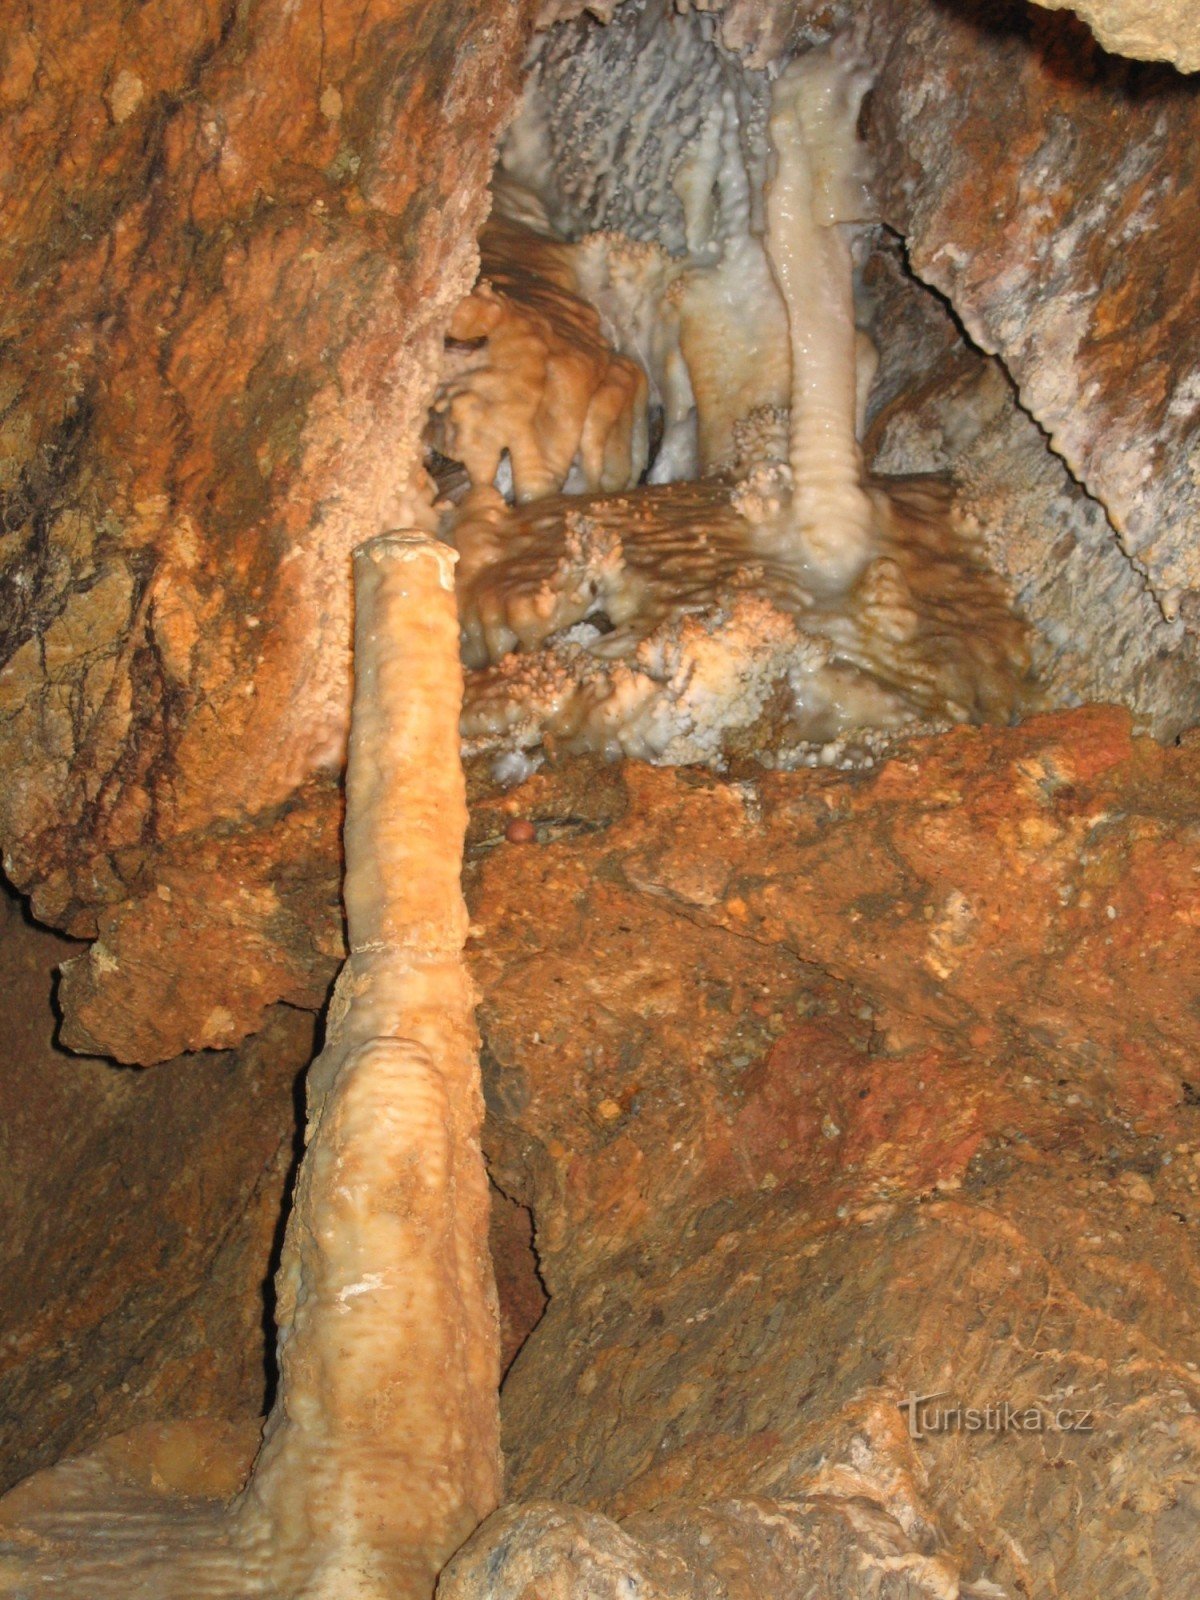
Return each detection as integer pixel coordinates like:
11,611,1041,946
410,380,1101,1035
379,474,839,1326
0,0,535,1062
0,888,314,1493
449,707,1200,1595
5,707,1200,1590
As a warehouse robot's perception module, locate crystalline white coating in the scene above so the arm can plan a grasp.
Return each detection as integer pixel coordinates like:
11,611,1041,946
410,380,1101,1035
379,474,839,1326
420,12,1038,772
436,36,1032,769
454,471,1030,767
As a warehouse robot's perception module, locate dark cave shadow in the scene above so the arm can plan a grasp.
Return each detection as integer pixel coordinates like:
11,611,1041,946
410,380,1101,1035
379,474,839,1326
259,1053,309,1414
0,864,133,1071
493,1183,552,1386
925,0,1196,103
258,972,339,1411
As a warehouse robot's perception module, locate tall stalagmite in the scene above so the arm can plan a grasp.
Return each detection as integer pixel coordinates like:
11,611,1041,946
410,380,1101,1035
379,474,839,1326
242,531,503,1596
0,533,501,1600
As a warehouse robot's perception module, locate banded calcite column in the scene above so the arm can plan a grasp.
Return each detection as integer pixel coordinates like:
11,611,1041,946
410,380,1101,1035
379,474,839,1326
240,532,502,1598
765,48,877,588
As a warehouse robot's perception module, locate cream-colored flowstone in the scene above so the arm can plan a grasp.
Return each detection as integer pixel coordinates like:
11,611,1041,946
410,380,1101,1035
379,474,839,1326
436,46,1033,771
0,534,500,1600
762,48,876,588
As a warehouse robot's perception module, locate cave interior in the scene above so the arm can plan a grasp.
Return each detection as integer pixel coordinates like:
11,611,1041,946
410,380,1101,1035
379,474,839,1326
2,0,1200,1597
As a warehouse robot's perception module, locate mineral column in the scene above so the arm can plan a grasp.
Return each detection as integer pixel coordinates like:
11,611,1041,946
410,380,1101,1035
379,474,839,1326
765,46,877,587
240,532,503,1598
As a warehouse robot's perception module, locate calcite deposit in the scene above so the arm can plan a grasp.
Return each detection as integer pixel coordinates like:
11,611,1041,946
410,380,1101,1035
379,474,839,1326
3,0,1200,1062
443,42,1034,773
862,0,1200,633
243,535,502,1596
430,217,651,502
455,474,1030,765
859,233,1200,732
0,536,500,1597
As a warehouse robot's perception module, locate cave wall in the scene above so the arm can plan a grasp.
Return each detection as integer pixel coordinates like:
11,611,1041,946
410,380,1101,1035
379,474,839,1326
0,889,313,1493
864,0,1200,634
0,0,535,1061
2,0,1200,1072
4,3,1200,1586
452,708,1200,1596
860,235,1200,725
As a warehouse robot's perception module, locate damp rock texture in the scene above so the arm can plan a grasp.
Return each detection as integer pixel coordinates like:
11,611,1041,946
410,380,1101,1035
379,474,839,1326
451,706,1200,1597
858,233,1200,734
3,0,1200,1082
863,0,1200,638
0,887,314,1495
0,0,533,1063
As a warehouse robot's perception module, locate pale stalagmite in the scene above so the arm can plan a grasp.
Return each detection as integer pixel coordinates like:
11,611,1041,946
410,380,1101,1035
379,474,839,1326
242,532,503,1595
0,533,501,1600
763,47,876,588
449,43,1030,770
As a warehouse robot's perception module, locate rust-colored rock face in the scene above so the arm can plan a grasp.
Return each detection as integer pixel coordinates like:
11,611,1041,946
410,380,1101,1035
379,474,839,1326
0,0,533,1061
4,0,1200,1066
451,708,1200,1594
5,708,1200,1589
6,0,1200,1592
0,889,314,1494
864,0,1200,628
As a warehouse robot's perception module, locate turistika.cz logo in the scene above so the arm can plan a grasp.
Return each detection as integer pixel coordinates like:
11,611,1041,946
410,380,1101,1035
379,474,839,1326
899,1390,1096,1440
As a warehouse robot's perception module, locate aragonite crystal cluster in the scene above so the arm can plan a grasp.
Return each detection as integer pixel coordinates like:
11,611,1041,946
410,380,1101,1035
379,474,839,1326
428,18,1035,771
0,535,500,1599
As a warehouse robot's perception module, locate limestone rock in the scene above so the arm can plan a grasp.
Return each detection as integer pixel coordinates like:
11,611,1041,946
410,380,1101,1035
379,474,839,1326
859,233,1200,735
458,709,1200,1596
0,0,533,1061
442,1496,962,1599
1033,0,1200,73
54,776,343,1062
864,0,1200,630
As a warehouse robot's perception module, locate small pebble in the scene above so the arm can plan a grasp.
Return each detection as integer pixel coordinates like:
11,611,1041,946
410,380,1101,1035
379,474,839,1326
505,818,537,844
